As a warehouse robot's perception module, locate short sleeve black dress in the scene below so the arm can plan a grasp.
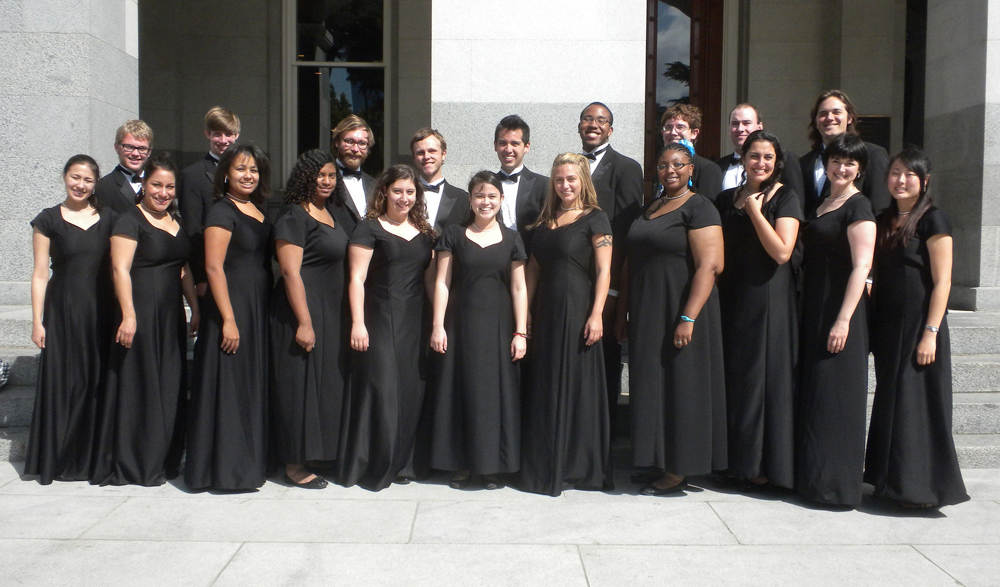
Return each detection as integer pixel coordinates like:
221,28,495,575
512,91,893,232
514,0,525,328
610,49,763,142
716,186,803,487
24,206,116,485
337,219,434,491
519,209,614,496
429,223,527,476
795,193,875,506
269,204,350,465
626,195,727,477
185,198,272,491
865,207,969,506
91,208,191,486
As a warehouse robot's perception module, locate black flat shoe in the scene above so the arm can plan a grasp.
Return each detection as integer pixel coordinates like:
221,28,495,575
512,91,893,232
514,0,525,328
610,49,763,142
483,477,503,490
448,475,471,489
639,479,688,496
284,472,328,489
394,476,413,485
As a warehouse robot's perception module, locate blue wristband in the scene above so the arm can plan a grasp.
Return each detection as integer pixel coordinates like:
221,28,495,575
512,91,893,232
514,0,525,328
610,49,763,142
680,315,695,323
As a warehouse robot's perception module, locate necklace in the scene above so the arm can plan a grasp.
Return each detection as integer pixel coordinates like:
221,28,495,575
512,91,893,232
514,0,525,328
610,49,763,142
662,188,691,201
469,221,498,233
139,201,169,219
60,202,93,213
227,192,251,204
897,209,912,216
828,190,855,201
560,203,583,211
382,214,406,226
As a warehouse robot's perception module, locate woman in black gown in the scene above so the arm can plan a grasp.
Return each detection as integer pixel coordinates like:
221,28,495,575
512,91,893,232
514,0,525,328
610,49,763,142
92,154,199,486
865,149,968,508
715,130,801,491
795,133,877,506
429,171,528,490
25,155,115,485
519,153,613,496
270,150,349,489
616,142,726,495
339,164,435,491
186,143,273,491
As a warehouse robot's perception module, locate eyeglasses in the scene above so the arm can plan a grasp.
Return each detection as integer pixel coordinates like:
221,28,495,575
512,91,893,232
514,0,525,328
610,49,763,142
341,138,369,149
661,124,691,133
119,143,150,155
581,115,610,125
656,162,692,171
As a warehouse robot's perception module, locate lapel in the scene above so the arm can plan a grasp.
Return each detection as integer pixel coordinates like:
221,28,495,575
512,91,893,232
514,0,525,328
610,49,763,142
591,148,615,213
436,182,459,227
118,169,137,206
516,168,538,218
203,154,217,183
590,147,613,184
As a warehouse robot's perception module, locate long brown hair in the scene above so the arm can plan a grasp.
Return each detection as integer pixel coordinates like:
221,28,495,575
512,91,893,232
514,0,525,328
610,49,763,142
880,148,934,248
529,153,600,229
367,164,435,236
212,142,271,210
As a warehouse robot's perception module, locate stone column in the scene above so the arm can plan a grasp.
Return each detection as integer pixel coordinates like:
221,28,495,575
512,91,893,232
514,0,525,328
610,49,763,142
0,0,139,304
925,0,1000,311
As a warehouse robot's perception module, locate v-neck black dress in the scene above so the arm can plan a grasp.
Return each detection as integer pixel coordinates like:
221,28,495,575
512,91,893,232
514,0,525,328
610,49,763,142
430,223,527,475
865,207,968,507
716,186,802,487
25,206,116,485
795,193,875,505
337,219,434,491
185,198,272,491
519,209,614,496
269,204,350,464
91,207,191,486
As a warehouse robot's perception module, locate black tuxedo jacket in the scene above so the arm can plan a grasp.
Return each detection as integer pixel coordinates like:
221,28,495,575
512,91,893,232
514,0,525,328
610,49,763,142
95,165,140,214
799,140,891,217
500,166,548,252
692,154,723,202
179,154,218,283
714,148,806,209
590,146,644,286
432,181,469,233
332,170,376,237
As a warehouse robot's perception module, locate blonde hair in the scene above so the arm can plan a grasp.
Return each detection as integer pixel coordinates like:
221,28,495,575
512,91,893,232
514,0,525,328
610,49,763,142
115,120,153,144
530,153,601,229
204,106,241,134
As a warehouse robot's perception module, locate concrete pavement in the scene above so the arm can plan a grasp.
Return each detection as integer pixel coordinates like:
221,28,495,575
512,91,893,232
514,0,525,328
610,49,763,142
1,461,998,586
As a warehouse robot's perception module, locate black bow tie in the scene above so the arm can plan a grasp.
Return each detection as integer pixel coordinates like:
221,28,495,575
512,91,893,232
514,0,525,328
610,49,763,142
340,167,363,179
422,182,442,193
497,171,520,183
582,147,608,162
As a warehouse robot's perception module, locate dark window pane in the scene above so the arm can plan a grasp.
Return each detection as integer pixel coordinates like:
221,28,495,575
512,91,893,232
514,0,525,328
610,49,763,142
657,1,691,111
297,66,385,176
297,0,383,63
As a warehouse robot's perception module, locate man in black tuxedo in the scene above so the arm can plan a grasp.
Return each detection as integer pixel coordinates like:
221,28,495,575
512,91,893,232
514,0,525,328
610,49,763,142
410,128,468,232
331,114,377,236
716,103,805,200
94,120,153,213
660,104,723,202
493,115,547,250
179,106,240,296
578,102,644,432
799,90,891,217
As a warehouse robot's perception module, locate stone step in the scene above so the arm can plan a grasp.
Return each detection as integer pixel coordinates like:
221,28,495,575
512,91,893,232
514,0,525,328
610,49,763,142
0,306,33,349
949,311,1000,355
0,427,28,462
865,355,1000,394
0,348,40,387
0,385,34,428
954,434,1000,469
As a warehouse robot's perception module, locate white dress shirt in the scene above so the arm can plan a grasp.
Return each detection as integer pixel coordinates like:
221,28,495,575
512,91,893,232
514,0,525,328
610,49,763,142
498,164,524,231
583,142,610,172
338,161,368,216
813,150,827,195
421,179,444,225
722,152,743,191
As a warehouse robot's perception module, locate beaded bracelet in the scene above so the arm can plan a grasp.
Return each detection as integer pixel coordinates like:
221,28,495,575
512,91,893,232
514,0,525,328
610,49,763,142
513,332,528,338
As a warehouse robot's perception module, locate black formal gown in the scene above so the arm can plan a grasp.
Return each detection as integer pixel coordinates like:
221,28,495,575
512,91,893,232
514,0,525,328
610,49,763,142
337,219,434,491
519,209,613,496
24,206,116,485
430,224,526,475
716,186,802,487
626,195,727,476
865,208,969,507
269,205,350,464
91,208,191,486
185,199,272,491
795,193,875,505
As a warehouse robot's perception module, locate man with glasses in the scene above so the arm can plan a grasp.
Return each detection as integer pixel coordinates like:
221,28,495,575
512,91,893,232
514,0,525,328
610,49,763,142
577,102,643,435
95,120,154,213
331,114,377,235
660,104,723,201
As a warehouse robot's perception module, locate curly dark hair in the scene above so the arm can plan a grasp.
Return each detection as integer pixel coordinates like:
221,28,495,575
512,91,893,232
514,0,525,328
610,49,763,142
284,149,341,206
212,142,271,210
367,164,435,236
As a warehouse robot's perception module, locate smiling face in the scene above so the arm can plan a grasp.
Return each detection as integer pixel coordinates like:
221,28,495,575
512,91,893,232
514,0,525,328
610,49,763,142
412,136,446,182
335,128,370,171
142,168,177,213
887,160,923,205
315,162,337,202
661,117,700,145
206,129,239,158
815,97,853,145
63,163,97,205
552,163,583,208
656,149,693,193
227,154,259,198
578,104,614,152
383,178,416,218
729,107,762,150
826,155,860,189
742,139,776,186
494,129,529,174
470,181,503,224
115,133,150,173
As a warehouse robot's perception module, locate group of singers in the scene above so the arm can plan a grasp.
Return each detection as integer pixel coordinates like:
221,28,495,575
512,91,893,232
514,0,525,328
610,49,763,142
23,92,969,509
